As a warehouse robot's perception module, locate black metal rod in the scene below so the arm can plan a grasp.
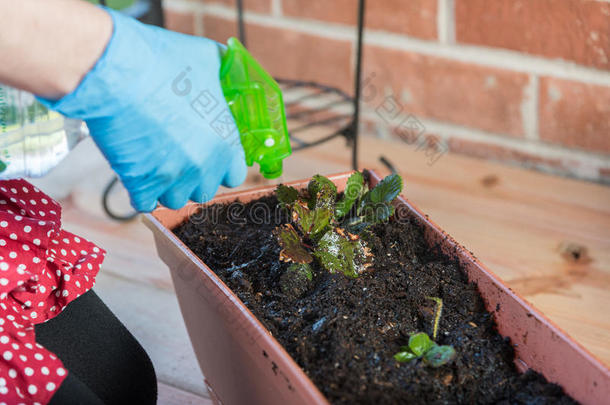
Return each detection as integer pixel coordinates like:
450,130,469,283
154,0,165,27
352,0,365,171
292,131,344,151
237,0,247,46
289,114,351,134
102,176,138,222
289,135,308,147
277,78,353,100
379,156,398,174
287,99,349,120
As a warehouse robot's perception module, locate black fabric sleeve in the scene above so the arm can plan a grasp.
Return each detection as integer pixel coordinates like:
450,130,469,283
48,372,105,405
35,290,157,405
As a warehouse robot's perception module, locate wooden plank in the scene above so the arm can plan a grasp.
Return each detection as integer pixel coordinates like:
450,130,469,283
158,381,213,405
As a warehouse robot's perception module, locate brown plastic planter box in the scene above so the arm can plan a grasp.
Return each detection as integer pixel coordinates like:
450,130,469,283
143,170,610,405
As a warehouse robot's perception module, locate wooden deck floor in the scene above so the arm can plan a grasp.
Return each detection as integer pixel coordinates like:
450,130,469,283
29,135,610,403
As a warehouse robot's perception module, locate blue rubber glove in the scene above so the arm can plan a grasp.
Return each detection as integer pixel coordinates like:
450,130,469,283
38,8,247,212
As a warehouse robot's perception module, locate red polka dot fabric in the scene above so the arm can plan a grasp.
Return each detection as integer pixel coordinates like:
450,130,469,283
0,179,105,404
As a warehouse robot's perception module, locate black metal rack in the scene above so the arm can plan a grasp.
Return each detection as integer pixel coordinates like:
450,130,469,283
235,0,366,170
102,0,367,221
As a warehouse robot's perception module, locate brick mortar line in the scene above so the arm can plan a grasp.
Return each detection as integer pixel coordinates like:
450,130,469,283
194,9,204,37
521,75,539,142
271,0,282,17
164,0,610,86
162,0,199,13
437,0,455,44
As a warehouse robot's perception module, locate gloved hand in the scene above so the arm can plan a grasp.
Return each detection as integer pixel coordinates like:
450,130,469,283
38,8,247,212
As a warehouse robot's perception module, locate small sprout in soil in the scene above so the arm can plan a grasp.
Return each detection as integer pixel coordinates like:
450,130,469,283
393,332,456,368
426,296,443,340
274,172,403,279
279,263,313,299
395,298,455,367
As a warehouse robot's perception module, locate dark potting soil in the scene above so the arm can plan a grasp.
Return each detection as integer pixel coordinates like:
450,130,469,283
174,195,577,405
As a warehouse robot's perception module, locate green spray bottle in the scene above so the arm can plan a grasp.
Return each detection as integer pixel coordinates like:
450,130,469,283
219,38,291,179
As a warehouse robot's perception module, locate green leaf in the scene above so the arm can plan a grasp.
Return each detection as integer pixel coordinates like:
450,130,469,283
344,202,395,234
292,203,332,241
313,229,373,278
408,332,437,357
335,172,364,219
276,184,299,206
367,173,403,204
394,350,418,363
423,345,456,368
307,175,337,211
275,224,313,264
362,202,395,223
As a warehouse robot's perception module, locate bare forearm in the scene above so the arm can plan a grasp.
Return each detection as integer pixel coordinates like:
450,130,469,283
0,0,112,99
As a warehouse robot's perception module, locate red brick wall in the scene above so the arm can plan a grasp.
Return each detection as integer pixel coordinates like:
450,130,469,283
163,0,610,184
